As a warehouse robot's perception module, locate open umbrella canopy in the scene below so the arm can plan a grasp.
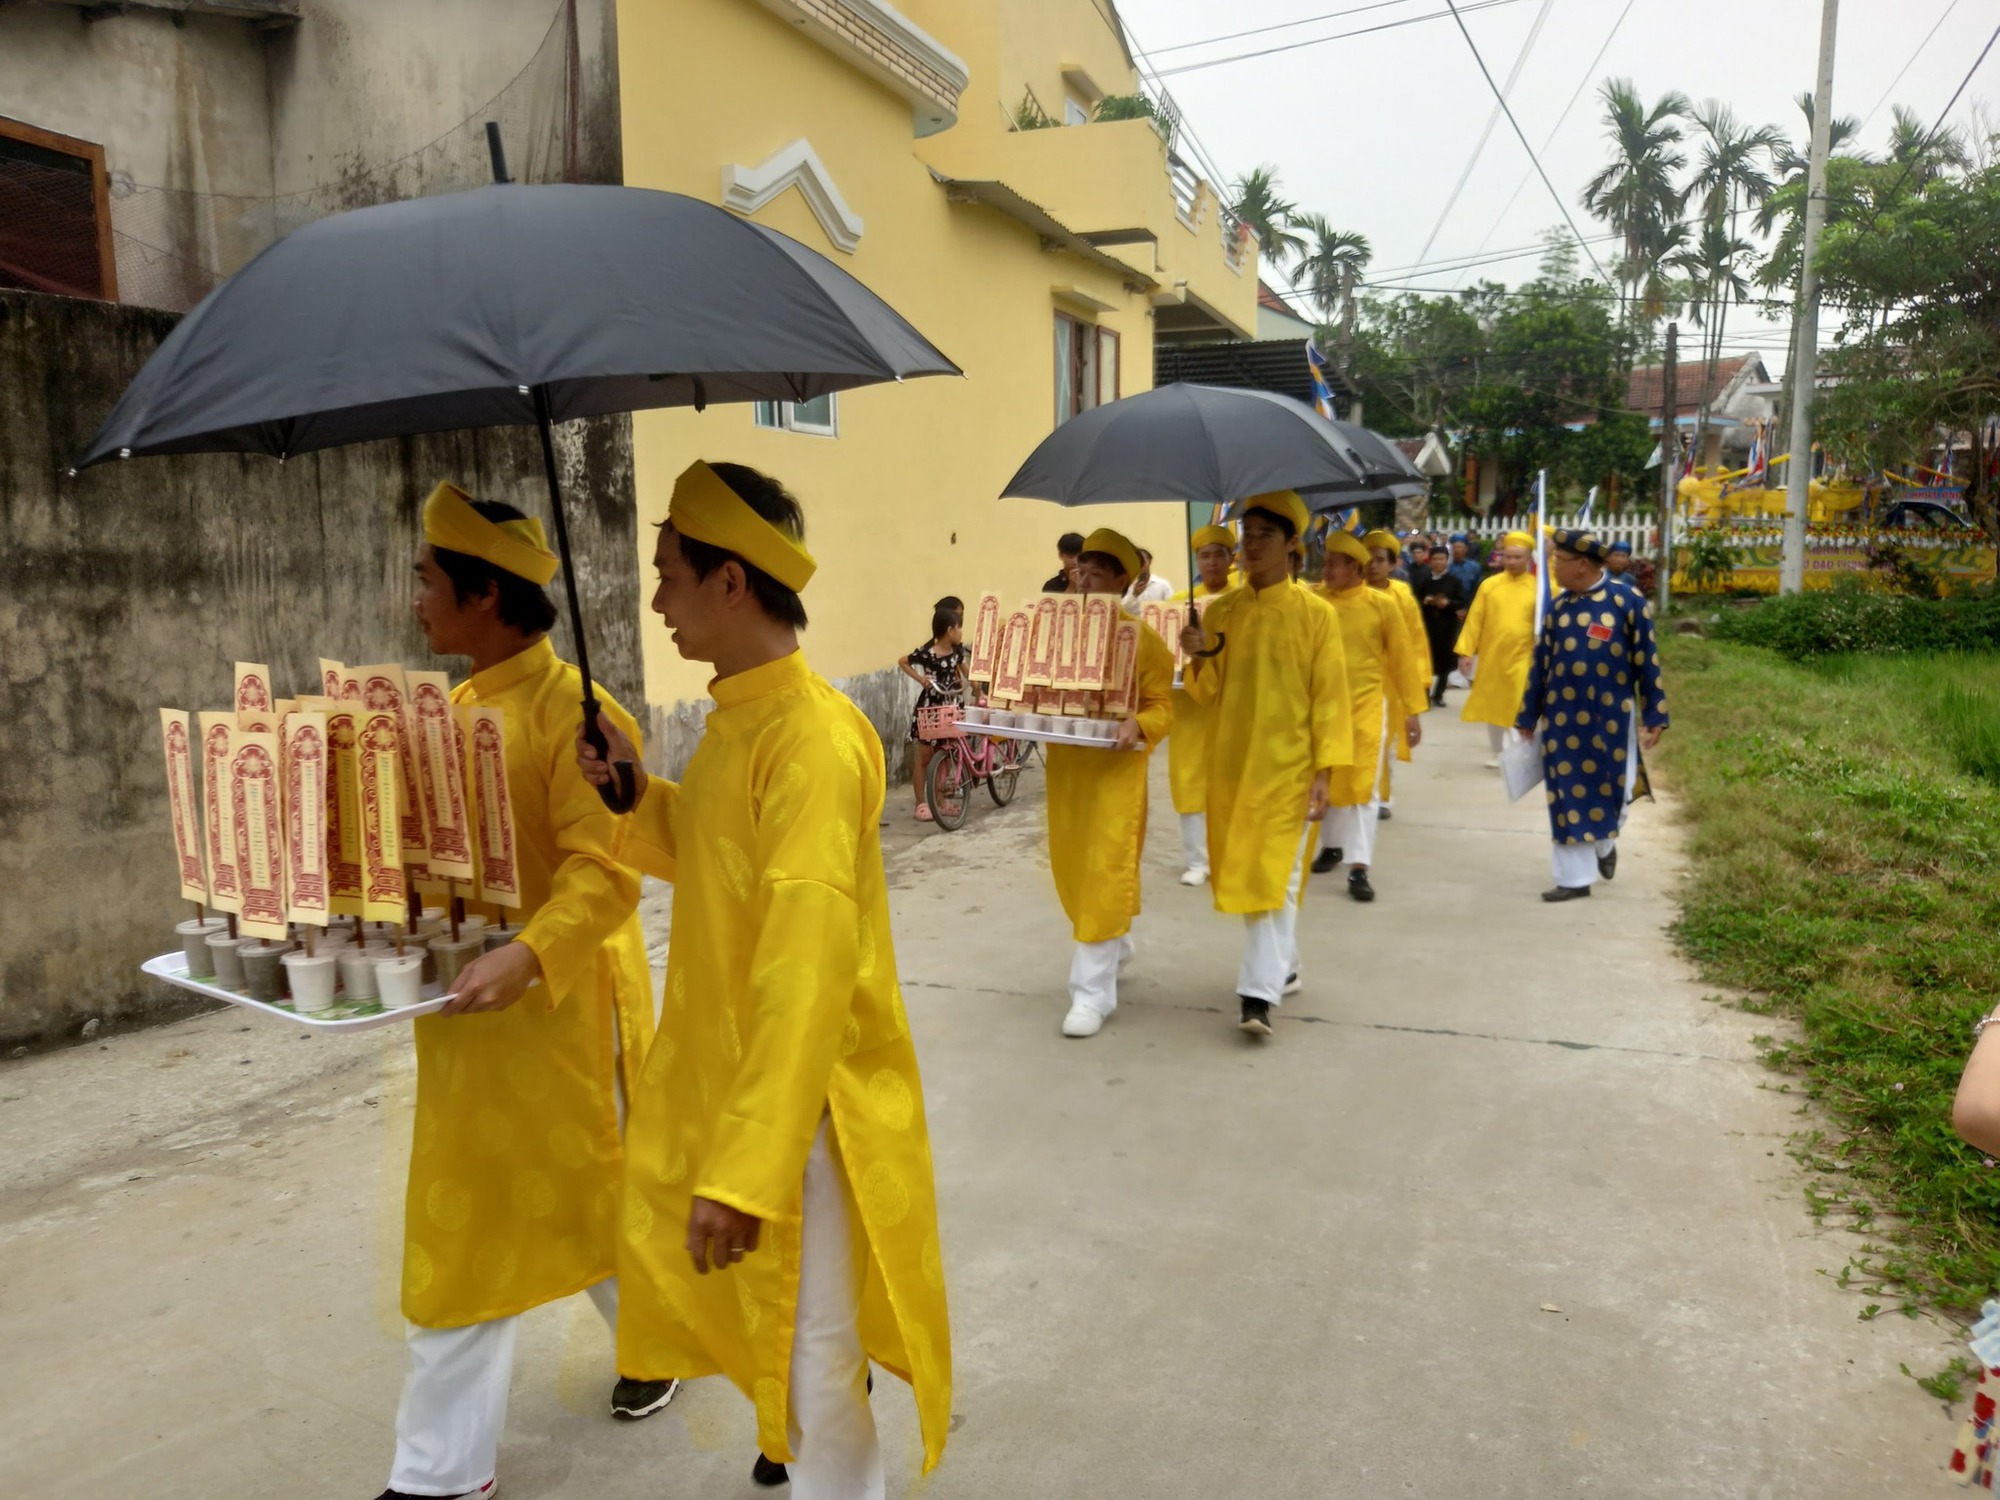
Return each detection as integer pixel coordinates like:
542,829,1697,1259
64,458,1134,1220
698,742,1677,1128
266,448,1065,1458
999,382,1429,513
76,182,959,467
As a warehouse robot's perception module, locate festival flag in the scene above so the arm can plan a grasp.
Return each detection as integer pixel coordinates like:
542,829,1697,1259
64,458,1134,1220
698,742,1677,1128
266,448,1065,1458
1307,341,1337,421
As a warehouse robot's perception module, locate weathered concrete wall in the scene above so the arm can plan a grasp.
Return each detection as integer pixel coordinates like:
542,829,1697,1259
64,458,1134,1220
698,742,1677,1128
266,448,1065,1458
0,288,640,1046
646,664,921,785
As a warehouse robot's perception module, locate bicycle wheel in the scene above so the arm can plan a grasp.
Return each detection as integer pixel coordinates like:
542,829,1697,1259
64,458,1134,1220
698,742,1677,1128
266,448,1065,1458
987,737,1021,806
925,746,971,831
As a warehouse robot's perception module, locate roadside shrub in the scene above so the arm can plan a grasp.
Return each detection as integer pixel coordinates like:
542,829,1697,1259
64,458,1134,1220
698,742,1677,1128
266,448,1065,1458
1712,591,2000,660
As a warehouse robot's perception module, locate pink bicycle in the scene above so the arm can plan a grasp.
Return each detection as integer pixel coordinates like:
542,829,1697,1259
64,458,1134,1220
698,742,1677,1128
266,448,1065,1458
916,701,1031,831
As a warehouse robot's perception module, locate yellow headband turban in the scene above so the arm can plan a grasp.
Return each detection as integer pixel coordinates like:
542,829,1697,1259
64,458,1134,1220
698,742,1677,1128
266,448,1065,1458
423,481,560,586
1359,528,1399,554
1080,527,1142,580
1502,530,1535,549
668,460,816,592
1324,530,1371,566
1242,490,1309,540
1191,523,1237,552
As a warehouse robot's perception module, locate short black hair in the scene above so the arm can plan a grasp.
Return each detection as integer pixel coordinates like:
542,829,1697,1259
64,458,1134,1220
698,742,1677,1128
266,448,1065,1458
1241,505,1299,542
430,499,560,635
674,462,809,629
934,595,964,614
1057,532,1086,557
1407,539,1431,555
931,604,962,638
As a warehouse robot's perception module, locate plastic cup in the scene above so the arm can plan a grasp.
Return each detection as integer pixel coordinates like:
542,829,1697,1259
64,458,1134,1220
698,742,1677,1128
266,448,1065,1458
282,951,339,1013
177,917,228,977
205,933,250,990
240,942,287,1002
429,935,485,995
960,705,987,726
376,955,426,1009
482,924,525,954
420,906,445,928
337,947,380,1000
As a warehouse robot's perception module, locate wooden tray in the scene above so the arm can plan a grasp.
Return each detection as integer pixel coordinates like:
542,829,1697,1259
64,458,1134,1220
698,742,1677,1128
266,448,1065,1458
968,722,1136,751
141,951,451,1032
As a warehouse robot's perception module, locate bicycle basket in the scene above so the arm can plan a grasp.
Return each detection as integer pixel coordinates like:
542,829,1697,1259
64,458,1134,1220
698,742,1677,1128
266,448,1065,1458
916,704,964,741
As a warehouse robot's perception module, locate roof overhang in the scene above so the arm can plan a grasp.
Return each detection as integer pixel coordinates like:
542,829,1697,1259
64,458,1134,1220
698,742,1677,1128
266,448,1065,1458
1151,283,1254,343
751,0,969,137
932,173,1157,291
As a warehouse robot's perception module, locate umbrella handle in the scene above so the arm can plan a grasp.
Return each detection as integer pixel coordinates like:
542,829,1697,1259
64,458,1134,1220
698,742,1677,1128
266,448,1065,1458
582,698,638,813
1189,631,1227,659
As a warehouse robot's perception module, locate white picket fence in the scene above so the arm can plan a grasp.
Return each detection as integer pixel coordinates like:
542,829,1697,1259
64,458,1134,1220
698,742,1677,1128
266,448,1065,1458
1460,514,1678,550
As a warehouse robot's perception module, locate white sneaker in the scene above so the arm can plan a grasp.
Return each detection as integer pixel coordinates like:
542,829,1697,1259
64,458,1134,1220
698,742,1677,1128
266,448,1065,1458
1283,972,1302,997
1179,866,1208,887
1482,756,1500,769
1062,1005,1105,1038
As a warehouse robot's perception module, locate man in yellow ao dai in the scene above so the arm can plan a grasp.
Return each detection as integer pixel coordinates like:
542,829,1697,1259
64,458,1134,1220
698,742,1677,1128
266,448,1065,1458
1455,530,1540,767
1312,531,1425,901
1167,524,1238,887
1362,529,1430,815
1048,528,1175,1039
392,483,658,1500
1180,492,1352,1040
581,460,950,1497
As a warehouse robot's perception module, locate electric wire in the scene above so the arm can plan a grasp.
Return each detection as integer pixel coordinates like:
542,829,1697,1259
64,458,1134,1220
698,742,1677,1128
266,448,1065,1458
1860,0,1964,131
1144,0,1439,57
1150,0,1528,79
1437,0,1610,282
1869,15,2000,210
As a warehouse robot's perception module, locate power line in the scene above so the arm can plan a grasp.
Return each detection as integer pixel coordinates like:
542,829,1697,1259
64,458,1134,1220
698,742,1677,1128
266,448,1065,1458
1456,0,1638,283
1860,0,1963,131
1368,229,1625,279
1438,0,1610,283
1870,15,2000,208
1413,0,1558,268
1144,0,1433,57
1150,0,1528,79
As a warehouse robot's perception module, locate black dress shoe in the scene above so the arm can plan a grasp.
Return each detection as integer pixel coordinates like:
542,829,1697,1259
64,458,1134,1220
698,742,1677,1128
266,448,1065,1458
1597,847,1617,881
1310,846,1341,874
753,1454,790,1487
1541,885,1592,903
1376,805,1393,821
1348,869,1376,902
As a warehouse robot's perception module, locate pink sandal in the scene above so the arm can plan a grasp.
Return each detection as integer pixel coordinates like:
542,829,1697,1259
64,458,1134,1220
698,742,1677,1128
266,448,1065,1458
914,804,934,822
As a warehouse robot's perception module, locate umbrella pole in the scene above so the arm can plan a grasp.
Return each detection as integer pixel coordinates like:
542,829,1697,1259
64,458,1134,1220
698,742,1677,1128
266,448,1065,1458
531,384,637,813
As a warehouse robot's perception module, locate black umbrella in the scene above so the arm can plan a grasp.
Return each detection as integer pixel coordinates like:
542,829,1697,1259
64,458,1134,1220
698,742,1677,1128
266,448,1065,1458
76,134,958,808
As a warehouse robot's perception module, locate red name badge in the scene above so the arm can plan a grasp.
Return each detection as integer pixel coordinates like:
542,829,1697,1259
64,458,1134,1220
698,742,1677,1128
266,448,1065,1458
1587,622,1615,642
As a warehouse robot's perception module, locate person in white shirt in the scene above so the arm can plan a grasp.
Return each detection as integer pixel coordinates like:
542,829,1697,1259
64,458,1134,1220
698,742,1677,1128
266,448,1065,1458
1123,547,1175,608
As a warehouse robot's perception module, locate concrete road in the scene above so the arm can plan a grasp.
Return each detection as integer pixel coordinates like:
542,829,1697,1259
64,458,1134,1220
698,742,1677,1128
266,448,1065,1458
0,713,1961,1497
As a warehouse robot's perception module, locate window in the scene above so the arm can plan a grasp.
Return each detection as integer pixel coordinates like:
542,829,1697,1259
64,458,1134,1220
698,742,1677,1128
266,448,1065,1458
0,116,117,301
753,394,838,437
1065,95,1092,126
1054,314,1120,425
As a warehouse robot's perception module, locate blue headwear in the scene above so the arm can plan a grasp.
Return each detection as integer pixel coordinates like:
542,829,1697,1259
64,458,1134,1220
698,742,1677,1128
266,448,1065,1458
1549,526,1610,562
1607,539,1632,557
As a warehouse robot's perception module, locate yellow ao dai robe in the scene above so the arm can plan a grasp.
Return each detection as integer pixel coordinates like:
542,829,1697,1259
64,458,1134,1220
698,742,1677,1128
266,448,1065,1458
1183,581,1352,914
405,638,655,1328
1167,580,1233,816
1454,569,1540,728
612,650,951,1472
1045,621,1174,942
1317,583,1423,808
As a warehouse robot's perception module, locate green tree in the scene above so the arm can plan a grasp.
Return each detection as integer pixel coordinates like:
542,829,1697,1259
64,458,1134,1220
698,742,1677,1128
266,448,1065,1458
1681,101,1780,462
1886,103,1972,187
1228,166,1307,271
1814,166,2000,540
1294,215,1372,322
1580,79,1691,328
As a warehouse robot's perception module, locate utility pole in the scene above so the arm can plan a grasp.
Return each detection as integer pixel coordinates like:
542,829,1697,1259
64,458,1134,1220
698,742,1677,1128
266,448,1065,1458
1658,321,1677,615
1781,0,1840,595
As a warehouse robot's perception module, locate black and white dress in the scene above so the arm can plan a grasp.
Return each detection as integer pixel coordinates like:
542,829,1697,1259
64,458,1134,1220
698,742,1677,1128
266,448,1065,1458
906,641,970,741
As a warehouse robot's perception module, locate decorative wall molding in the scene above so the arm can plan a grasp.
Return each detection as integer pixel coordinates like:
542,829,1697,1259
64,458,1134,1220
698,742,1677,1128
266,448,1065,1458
722,139,864,254
751,0,969,137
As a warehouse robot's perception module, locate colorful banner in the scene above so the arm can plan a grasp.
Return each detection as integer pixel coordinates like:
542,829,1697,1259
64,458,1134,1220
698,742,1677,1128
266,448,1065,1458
282,712,331,927
159,709,209,905
405,670,475,883
197,711,243,915
461,705,521,910
228,729,288,939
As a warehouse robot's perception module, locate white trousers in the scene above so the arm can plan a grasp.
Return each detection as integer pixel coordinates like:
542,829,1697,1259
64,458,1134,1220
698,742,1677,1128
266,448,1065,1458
1488,724,1507,753
1178,812,1209,877
1551,838,1615,888
1068,934,1135,1018
389,1277,620,1496
789,1120,884,1500
1320,802,1379,869
1238,828,1312,1004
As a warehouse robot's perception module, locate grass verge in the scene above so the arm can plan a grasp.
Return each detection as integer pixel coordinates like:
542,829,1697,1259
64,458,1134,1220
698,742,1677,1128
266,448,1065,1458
1656,636,2000,1324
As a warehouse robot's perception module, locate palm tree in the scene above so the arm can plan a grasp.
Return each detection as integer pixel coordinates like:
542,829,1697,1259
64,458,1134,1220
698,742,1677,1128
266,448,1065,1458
1668,218,1758,467
1229,166,1307,271
1887,102,1972,187
1294,215,1372,369
1580,79,1692,329
1683,101,1781,464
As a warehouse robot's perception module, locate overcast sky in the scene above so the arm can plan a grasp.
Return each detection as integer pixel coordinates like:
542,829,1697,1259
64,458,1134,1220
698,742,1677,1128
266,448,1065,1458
1116,0,1996,375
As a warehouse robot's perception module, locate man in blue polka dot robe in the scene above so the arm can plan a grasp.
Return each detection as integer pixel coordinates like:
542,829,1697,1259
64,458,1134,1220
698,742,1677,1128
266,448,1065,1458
1514,527,1669,902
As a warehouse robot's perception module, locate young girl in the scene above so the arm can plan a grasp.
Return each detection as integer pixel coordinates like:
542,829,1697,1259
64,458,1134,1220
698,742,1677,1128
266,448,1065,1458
899,603,968,822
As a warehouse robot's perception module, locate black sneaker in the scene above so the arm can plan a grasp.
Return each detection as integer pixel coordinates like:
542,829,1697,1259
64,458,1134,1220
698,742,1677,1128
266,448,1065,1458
611,1376,680,1420
1310,846,1340,874
1238,997,1273,1037
1377,806,1393,821
752,1454,790,1487
1541,885,1592,903
1597,847,1617,881
376,1485,494,1500
1348,869,1376,903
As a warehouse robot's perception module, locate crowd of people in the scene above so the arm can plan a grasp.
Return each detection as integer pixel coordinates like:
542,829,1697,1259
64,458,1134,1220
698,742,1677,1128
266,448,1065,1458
363,467,1669,1500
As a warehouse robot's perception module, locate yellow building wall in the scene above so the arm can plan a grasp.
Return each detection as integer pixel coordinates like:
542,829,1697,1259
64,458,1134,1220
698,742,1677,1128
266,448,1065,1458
617,0,1189,715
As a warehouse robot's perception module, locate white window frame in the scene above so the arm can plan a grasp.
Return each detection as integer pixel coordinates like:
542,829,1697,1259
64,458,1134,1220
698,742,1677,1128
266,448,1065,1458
753,394,839,437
